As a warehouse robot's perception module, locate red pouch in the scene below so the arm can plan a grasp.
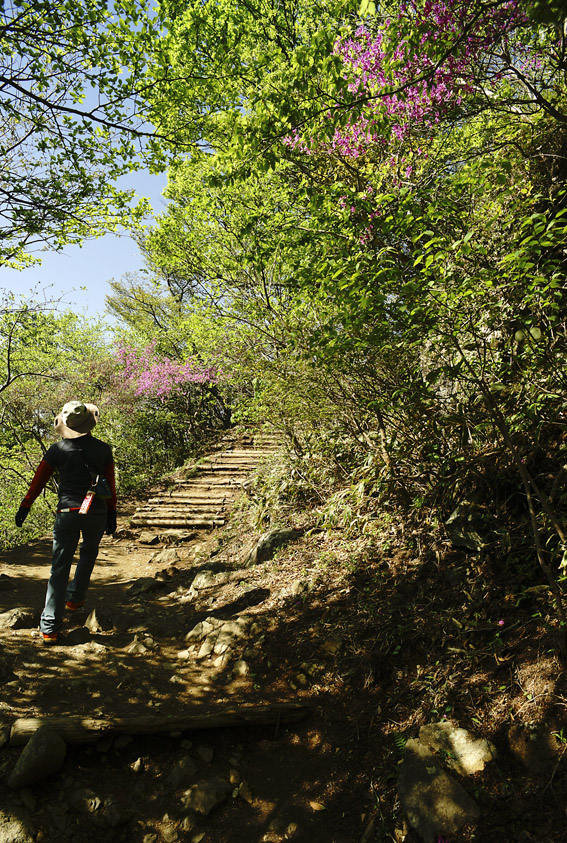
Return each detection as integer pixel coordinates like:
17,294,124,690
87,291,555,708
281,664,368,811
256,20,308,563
79,490,95,515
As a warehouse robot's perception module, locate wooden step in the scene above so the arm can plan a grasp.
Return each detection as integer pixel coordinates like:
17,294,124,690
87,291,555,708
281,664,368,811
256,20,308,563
174,479,241,487
148,510,230,518
196,463,259,473
131,516,226,528
147,495,234,505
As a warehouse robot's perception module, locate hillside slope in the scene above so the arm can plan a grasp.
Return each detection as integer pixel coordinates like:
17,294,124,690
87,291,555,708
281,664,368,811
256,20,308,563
0,430,566,843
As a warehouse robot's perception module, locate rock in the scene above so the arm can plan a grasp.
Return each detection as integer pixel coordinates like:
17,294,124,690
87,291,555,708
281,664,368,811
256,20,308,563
322,634,343,655
112,528,136,540
17,790,36,813
181,777,231,815
0,808,35,842
191,570,218,590
132,758,144,773
138,532,160,545
73,641,108,656
288,580,314,597
245,528,303,566
96,737,113,754
68,787,102,813
180,814,196,832
114,735,133,750
398,739,480,842
149,548,180,566
155,568,175,582
239,781,254,804
186,618,221,641
126,635,151,656
64,627,91,646
233,659,250,677
168,756,198,788
160,530,198,544
0,574,16,591
128,577,163,595
508,723,559,775
127,635,150,655
444,505,494,551
187,615,252,660
197,639,216,659
197,746,214,764
84,609,109,633
101,798,130,828
229,769,241,785
418,721,496,776
162,826,179,843
8,726,67,789
0,608,37,630
0,721,11,749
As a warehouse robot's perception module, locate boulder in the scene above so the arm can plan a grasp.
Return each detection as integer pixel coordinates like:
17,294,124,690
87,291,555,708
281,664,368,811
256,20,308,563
149,548,180,566
0,808,34,843
84,608,110,633
168,756,198,788
181,777,231,815
0,608,37,630
508,722,559,775
444,505,494,551
138,531,160,545
418,721,496,776
128,577,163,596
8,726,67,789
0,574,16,591
398,739,480,842
244,528,303,566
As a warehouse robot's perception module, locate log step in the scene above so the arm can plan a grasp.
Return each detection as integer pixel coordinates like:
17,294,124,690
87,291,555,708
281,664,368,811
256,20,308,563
147,496,234,505
131,517,226,528
197,464,260,473
174,480,242,488
9,702,311,746
135,508,227,518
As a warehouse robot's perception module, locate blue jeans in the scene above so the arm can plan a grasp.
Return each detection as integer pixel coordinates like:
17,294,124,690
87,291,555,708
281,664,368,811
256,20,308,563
40,510,107,634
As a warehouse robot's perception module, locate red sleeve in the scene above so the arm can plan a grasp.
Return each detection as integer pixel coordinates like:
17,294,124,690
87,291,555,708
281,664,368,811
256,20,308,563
21,460,55,508
104,462,117,511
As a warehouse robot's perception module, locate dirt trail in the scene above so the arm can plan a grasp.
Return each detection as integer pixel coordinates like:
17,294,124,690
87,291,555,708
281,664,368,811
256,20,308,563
0,431,363,843
0,431,284,723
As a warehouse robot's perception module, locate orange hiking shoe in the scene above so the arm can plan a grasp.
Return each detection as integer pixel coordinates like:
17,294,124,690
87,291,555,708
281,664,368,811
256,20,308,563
41,632,58,644
65,600,85,612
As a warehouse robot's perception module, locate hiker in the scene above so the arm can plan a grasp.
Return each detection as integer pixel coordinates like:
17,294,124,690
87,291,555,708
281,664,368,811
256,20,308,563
15,401,117,643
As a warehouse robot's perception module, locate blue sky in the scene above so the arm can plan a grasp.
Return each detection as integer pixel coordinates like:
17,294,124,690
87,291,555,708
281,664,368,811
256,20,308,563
0,171,169,319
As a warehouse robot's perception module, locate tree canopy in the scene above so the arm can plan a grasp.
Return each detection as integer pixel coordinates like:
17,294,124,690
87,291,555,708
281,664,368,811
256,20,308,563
0,0,177,264
4,0,567,630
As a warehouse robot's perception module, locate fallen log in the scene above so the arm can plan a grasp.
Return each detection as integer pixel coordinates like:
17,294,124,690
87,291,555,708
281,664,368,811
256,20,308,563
9,702,311,746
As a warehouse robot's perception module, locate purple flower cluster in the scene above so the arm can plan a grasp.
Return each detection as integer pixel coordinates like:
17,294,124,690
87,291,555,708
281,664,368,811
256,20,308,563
285,0,529,160
115,342,220,401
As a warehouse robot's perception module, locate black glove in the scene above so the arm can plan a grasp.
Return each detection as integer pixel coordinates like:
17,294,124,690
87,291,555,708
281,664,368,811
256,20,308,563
15,506,29,528
106,509,117,536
